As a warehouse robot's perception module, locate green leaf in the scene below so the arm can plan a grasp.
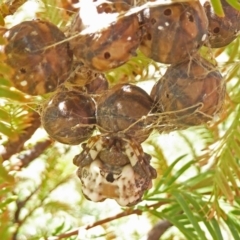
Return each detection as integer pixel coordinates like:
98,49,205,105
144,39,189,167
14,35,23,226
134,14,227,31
106,50,160,84
0,85,42,103
164,160,194,189
185,170,214,192
224,214,240,240
0,85,29,102
0,196,18,209
44,200,74,214
0,163,14,183
183,192,224,240
210,0,225,17
165,218,198,239
0,14,4,26
147,155,188,196
0,108,9,122
0,78,12,87
214,169,234,203
211,218,224,240
51,221,68,235
151,208,199,240
172,191,208,240
0,121,18,138
226,0,240,10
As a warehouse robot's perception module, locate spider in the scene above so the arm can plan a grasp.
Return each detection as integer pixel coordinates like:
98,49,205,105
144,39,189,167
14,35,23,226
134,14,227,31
73,133,157,206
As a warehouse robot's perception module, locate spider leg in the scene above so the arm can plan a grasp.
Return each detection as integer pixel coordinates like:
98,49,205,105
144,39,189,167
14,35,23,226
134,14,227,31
73,135,104,167
124,139,156,179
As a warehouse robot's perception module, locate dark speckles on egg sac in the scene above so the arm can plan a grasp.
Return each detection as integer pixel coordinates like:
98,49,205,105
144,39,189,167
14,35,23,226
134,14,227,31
204,0,240,48
3,19,73,95
139,1,208,64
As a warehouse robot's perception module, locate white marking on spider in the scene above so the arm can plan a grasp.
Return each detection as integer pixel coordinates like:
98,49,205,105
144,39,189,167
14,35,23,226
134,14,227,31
81,160,143,206
88,137,104,160
125,143,138,167
89,149,99,160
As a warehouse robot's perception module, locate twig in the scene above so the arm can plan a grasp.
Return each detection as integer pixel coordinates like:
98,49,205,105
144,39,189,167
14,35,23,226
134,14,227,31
12,174,74,240
12,184,42,240
0,112,41,160
17,139,53,168
147,220,173,240
48,202,168,240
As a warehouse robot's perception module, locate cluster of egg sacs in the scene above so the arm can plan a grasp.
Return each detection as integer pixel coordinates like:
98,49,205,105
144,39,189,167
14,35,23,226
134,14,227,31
2,0,238,205
3,0,237,143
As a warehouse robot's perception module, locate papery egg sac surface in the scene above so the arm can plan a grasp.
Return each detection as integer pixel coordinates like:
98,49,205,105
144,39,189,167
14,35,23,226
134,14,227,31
151,56,226,128
204,0,240,48
69,1,142,71
67,64,109,95
96,84,153,142
139,1,208,64
3,19,73,95
41,90,96,145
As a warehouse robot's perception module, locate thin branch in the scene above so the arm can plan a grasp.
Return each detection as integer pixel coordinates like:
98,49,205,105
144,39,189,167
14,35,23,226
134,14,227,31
147,220,173,240
12,184,42,240
12,174,74,239
13,184,42,224
48,202,168,240
17,139,53,168
0,112,41,160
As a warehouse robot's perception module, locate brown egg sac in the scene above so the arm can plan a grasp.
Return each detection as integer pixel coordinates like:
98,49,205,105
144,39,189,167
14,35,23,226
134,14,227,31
204,0,240,48
150,57,226,128
69,1,142,71
2,19,73,95
96,0,130,13
66,64,108,95
96,84,153,143
139,1,208,64
85,74,109,95
41,90,96,145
